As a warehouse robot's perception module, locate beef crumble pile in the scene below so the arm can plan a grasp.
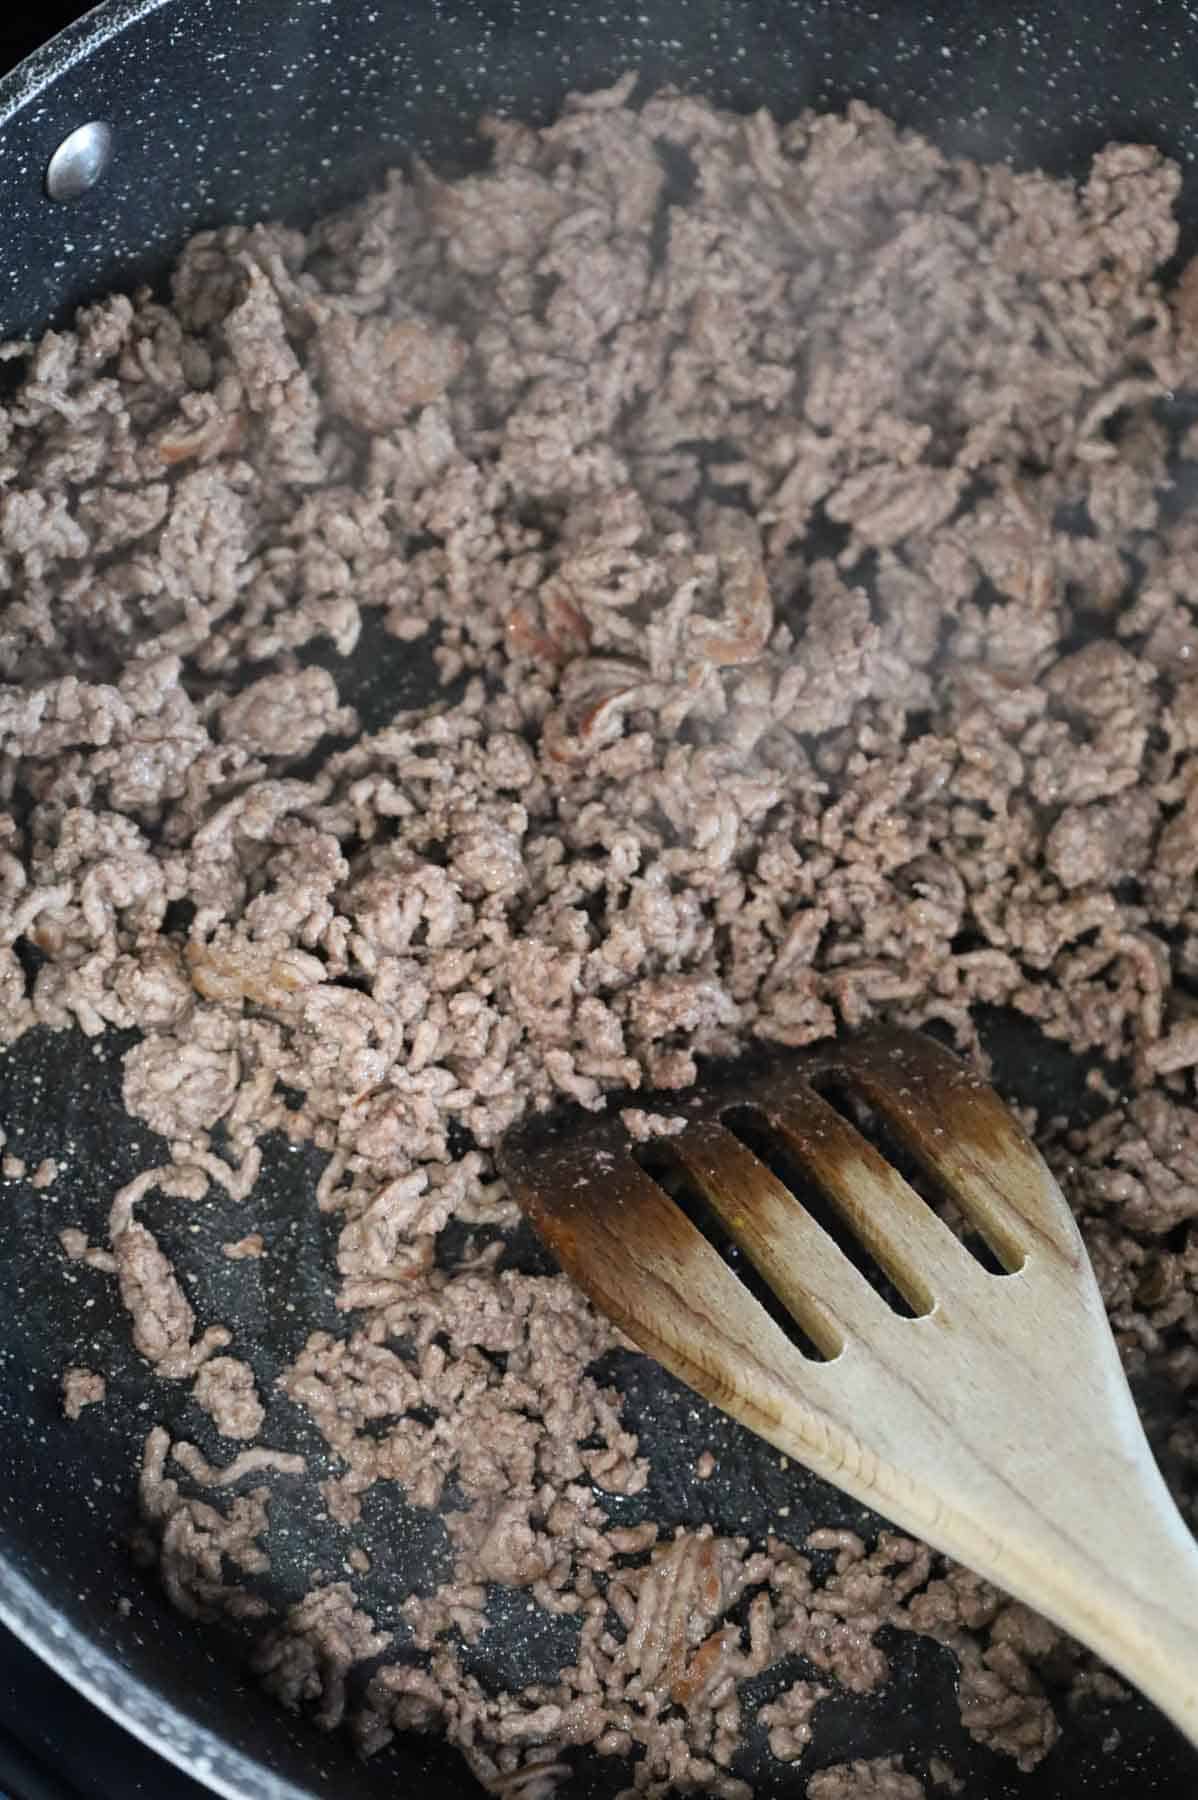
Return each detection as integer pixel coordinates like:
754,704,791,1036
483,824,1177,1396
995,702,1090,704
5,73,1198,1795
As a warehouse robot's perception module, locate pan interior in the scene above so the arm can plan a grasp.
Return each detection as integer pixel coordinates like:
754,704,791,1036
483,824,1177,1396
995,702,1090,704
0,3,1195,1797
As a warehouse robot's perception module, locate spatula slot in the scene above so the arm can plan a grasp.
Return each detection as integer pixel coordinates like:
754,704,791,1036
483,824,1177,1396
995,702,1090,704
631,1140,834,1362
807,1074,1015,1276
719,1104,929,1318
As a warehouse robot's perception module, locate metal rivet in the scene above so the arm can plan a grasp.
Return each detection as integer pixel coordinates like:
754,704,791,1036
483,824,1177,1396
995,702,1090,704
45,122,113,202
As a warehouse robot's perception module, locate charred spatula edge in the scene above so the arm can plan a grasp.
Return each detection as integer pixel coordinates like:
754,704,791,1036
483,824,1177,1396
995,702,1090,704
498,1027,1198,1745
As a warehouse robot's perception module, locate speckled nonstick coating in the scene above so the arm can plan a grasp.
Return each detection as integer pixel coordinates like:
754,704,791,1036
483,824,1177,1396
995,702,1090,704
0,3,1196,1795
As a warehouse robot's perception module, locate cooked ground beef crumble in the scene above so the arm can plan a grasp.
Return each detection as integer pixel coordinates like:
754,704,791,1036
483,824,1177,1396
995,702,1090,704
60,1365,106,1419
2,72,1198,1795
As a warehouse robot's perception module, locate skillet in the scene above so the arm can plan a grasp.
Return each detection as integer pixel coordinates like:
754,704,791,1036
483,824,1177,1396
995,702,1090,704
0,3,1197,1794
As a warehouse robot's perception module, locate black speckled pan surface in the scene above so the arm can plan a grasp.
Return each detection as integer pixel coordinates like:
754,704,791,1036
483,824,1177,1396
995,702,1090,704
0,2,1197,1795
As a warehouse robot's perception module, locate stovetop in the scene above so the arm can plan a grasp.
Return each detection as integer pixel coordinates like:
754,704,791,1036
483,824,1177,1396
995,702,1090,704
0,17,215,1800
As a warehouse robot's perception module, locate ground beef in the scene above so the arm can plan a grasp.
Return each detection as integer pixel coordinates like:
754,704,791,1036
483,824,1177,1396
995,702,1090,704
59,1227,116,1273
926,1760,964,1795
113,1219,230,1377
806,1758,925,1800
251,1582,392,1732
61,1366,105,1419
898,1569,1063,1770
619,1108,689,1141
131,1427,275,1623
222,1232,265,1260
758,1681,829,1762
122,1019,239,1140
2,73,1196,1796
171,1440,306,1487
192,1356,265,1440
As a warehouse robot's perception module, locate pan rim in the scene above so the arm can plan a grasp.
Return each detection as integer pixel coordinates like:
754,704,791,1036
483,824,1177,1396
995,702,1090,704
0,0,170,126
0,1553,317,1800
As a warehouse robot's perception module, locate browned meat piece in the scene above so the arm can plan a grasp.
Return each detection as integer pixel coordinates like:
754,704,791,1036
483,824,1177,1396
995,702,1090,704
61,1367,106,1419
192,1357,265,1441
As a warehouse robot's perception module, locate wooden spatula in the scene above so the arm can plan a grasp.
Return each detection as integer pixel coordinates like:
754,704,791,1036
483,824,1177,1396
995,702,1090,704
498,1026,1198,1743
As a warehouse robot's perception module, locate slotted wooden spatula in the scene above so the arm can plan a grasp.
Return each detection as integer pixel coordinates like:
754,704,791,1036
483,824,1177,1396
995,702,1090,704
498,1027,1198,1743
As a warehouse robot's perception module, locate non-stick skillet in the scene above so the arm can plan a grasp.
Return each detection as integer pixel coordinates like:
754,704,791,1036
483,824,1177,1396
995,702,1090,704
1,2,1197,1796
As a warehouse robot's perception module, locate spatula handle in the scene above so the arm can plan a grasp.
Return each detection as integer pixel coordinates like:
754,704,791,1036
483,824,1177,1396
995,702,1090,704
1056,1494,1198,1743
960,1453,1198,1747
